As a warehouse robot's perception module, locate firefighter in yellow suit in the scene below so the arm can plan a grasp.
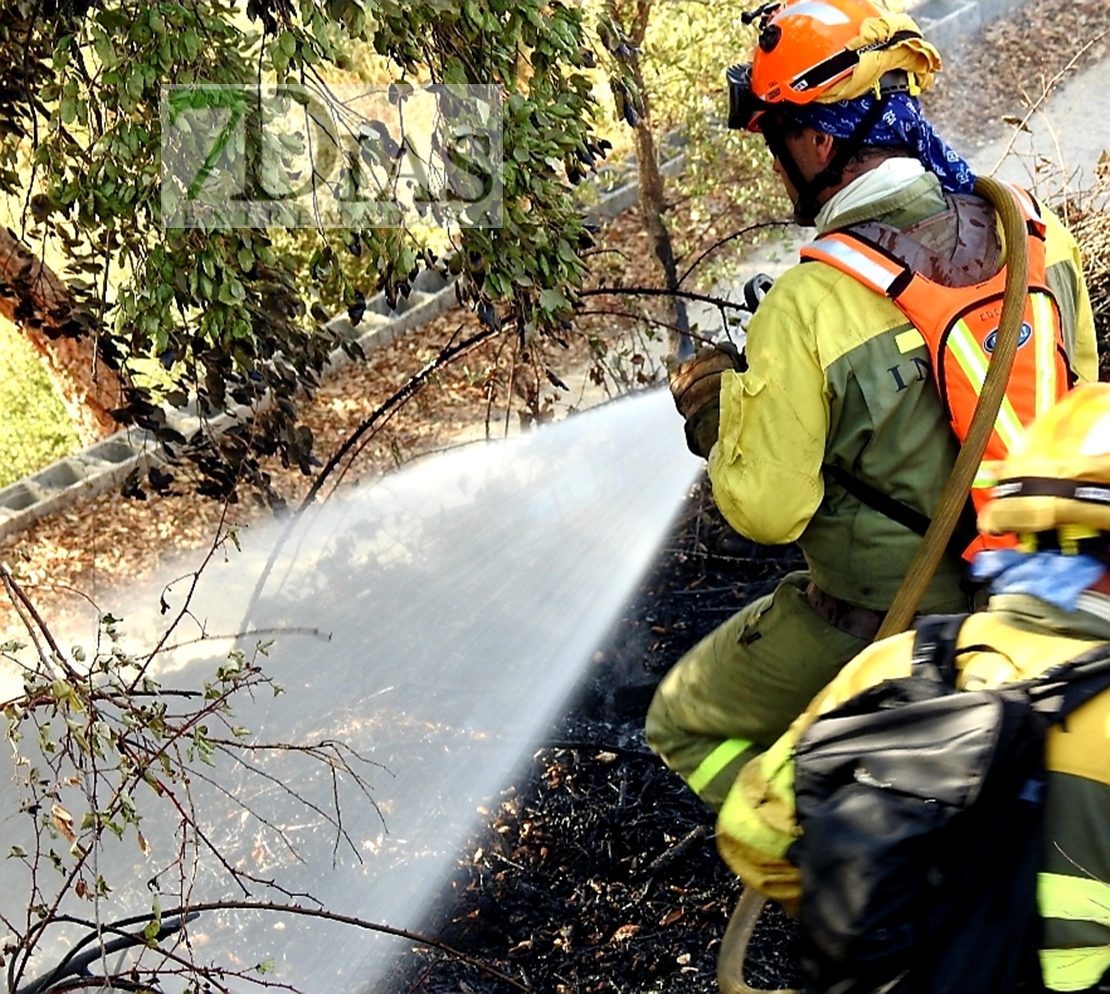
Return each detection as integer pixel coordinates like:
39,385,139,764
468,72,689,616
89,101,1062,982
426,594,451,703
647,0,1097,812
718,383,1110,993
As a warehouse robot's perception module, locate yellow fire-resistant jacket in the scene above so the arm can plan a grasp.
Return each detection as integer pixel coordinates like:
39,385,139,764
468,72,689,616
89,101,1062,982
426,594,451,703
709,174,1097,611
717,593,1110,993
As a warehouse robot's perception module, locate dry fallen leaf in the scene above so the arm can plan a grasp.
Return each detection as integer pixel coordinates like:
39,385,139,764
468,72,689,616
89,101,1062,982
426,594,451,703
610,923,641,943
1001,114,1032,133
51,803,76,843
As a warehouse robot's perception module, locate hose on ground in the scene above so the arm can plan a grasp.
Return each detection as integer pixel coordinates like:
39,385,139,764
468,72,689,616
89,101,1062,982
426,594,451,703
717,889,795,994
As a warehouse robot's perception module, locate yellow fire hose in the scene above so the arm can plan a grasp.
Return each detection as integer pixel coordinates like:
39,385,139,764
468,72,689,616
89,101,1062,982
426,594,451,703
875,177,1030,637
716,175,1032,994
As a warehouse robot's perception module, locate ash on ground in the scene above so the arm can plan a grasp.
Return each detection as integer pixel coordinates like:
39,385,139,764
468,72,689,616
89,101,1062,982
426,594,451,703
385,478,804,993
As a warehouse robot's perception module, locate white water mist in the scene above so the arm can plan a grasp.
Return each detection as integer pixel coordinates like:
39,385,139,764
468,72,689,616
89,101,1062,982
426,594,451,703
0,388,700,993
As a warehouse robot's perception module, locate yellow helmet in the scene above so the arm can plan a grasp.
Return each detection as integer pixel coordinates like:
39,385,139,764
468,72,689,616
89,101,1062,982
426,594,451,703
979,384,1110,538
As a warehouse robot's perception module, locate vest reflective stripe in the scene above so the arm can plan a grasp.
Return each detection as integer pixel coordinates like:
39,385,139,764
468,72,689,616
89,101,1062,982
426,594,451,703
686,737,753,797
800,236,903,295
1037,871,1110,991
972,464,999,490
1034,291,1060,416
945,318,1026,452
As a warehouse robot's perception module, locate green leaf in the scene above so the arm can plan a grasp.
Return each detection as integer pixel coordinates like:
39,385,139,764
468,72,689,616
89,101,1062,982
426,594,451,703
143,895,162,945
539,288,570,313
93,31,116,67
126,69,144,102
444,55,467,84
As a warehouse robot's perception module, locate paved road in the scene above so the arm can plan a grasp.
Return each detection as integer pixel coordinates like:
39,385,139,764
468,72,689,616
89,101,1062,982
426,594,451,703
970,50,1110,204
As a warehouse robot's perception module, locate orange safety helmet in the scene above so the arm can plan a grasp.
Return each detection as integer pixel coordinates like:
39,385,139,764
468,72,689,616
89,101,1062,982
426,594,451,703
726,0,943,224
726,0,940,132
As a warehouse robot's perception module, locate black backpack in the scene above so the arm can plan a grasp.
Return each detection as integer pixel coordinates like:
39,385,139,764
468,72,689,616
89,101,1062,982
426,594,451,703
790,613,1110,994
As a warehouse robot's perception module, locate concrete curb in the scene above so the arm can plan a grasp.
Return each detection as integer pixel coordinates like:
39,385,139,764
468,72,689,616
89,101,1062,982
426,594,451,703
914,0,1030,53
0,268,465,540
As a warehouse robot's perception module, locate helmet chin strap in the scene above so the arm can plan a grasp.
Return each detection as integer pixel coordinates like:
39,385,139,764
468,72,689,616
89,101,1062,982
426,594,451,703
764,93,893,226
762,127,824,225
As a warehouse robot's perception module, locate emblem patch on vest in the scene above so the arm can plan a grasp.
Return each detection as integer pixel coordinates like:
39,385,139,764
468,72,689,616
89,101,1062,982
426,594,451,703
983,323,1033,354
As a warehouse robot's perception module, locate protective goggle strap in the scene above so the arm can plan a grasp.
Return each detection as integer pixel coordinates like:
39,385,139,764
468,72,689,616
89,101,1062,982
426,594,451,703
763,87,892,222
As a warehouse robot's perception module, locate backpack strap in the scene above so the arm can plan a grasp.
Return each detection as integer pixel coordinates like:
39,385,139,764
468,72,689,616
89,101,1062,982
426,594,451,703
825,463,932,537
824,463,981,556
800,230,911,298
910,624,1110,722
910,613,970,686
1003,181,1047,240
1027,641,1110,723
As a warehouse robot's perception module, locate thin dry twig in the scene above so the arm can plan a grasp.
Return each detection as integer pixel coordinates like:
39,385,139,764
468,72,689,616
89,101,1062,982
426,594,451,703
988,30,1109,177
36,902,535,994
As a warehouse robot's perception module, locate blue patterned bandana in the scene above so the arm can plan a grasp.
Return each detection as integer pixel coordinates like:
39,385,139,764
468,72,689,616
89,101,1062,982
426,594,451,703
786,92,976,195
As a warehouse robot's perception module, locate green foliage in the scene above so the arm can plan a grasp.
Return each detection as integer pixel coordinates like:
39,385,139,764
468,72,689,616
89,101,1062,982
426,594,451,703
637,0,782,203
625,0,755,132
595,0,790,263
1,0,610,505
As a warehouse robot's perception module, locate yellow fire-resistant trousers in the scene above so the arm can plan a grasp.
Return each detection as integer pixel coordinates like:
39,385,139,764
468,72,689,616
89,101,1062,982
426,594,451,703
645,572,871,812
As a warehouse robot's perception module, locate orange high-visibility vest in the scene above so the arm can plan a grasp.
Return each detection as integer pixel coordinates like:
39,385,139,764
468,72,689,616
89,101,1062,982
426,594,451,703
800,183,1074,559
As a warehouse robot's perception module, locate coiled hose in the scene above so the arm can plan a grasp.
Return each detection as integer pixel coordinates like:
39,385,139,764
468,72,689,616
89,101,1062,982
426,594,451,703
716,174,1032,994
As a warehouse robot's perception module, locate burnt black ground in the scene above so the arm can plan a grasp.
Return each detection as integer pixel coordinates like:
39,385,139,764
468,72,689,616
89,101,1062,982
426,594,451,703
373,4,1110,986
383,477,805,994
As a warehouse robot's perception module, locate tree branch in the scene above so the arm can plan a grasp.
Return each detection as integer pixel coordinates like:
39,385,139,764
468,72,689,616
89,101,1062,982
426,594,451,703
0,227,121,443
298,326,498,512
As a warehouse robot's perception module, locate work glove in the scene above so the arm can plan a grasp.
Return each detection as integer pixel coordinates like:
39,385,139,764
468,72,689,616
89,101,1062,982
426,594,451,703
668,341,745,459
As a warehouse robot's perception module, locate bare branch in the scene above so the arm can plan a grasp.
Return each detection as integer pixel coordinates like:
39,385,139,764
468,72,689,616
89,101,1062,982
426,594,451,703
299,325,499,511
